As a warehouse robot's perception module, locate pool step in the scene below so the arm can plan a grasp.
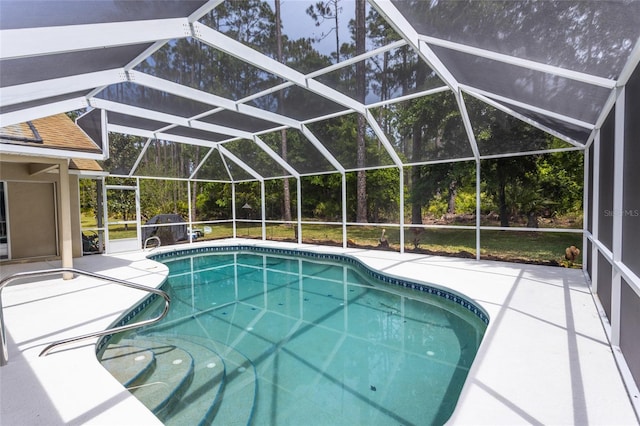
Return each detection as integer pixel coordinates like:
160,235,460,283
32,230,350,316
180,335,257,426
148,336,225,426
102,338,195,415
100,343,154,387
101,334,257,425
129,340,194,416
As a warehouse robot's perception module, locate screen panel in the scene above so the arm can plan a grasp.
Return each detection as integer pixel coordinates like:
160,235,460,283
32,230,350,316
391,0,640,79
163,126,232,143
260,128,336,174
100,132,146,175
107,111,171,132
0,1,209,29
306,112,395,170
492,100,592,145
135,37,284,101
222,139,292,179
134,139,209,179
597,252,612,320
466,95,575,156
97,83,215,118
76,109,104,151
247,85,349,121
620,279,640,387
193,149,232,181
314,48,444,105
622,62,640,277
201,1,390,69
372,91,473,163
429,45,611,125
1,44,152,87
201,110,280,133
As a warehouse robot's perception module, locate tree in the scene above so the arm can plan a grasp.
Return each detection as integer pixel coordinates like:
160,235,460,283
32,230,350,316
275,0,292,224
101,133,145,175
366,168,400,222
392,91,465,223
306,0,343,62
355,0,367,223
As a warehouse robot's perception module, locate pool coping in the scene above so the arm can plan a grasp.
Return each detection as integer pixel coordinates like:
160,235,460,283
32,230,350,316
1,238,638,425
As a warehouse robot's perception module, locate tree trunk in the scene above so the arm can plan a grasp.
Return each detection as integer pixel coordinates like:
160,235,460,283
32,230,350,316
355,0,367,223
448,179,457,215
334,0,340,61
499,180,509,227
408,60,428,224
411,122,423,224
191,181,198,222
275,0,292,224
190,148,199,222
282,131,292,223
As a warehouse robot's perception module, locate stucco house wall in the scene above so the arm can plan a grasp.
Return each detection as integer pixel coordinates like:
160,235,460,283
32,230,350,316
0,156,83,260
0,114,104,263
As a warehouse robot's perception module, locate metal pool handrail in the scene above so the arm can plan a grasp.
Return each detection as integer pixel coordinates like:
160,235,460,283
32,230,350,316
144,236,161,250
0,267,171,367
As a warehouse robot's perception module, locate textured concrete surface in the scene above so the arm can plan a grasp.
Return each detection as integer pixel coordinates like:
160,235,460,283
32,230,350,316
1,239,637,425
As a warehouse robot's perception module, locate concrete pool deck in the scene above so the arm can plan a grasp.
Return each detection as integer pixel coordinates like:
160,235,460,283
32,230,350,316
1,239,638,425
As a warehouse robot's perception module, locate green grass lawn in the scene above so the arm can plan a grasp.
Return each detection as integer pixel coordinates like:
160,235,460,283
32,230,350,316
208,222,582,267
81,213,137,239
82,213,580,267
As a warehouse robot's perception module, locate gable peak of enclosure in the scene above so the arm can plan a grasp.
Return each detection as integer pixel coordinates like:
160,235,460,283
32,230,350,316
1,0,639,180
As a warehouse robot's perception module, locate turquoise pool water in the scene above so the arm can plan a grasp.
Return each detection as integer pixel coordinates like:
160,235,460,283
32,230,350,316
101,248,487,425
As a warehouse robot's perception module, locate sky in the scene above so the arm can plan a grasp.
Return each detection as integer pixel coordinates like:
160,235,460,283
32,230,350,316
274,0,357,58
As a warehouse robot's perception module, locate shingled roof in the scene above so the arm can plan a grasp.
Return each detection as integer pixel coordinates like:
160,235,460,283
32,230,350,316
0,113,103,172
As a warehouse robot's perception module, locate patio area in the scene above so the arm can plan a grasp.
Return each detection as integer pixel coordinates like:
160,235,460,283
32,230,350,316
1,240,637,425
1,1,640,424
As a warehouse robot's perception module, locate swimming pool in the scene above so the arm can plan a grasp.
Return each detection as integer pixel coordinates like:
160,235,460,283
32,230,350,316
98,246,488,425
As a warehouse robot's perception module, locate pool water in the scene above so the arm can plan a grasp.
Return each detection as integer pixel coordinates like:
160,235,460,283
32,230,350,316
101,250,487,425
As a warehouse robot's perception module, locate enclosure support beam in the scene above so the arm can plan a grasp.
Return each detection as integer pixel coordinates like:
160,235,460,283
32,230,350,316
187,180,193,243
611,87,625,346
476,160,482,261
399,165,405,254
0,97,90,129
342,172,347,249
297,178,302,245
591,129,601,294
232,183,237,239
582,144,590,274
102,177,110,253
261,181,266,241
1,69,124,108
0,18,191,60
135,178,142,251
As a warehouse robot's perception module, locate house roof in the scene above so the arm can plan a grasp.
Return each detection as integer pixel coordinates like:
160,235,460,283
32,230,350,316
0,113,103,172
69,158,103,172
